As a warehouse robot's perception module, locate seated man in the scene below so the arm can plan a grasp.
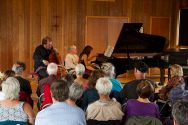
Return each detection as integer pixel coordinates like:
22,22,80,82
118,61,156,104
35,80,86,125
172,100,188,125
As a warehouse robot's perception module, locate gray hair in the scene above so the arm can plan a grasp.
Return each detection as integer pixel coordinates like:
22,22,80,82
170,64,183,77
69,82,84,101
172,100,188,125
47,63,58,75
95,77,112,95
2,77,20,100
101,62,115,79
12,61,26,74
75,63,85,76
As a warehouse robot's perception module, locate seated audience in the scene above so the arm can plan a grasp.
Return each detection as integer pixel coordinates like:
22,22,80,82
74,63,89,90
12,61,33,108
37,62,58,96
172,100,188,125
169,75,188,105
77,69,104,110
118,61,156,104
64,45,79,72
86,77,123,121
0,77,34,124
122,80,160,123
66,82,84,106
159,64,184,101
101,62,123,98
35,80,86,125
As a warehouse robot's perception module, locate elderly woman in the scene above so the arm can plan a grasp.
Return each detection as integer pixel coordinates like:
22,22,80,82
86,77,123,121
159,64,184,101
74,64,89,90
0,77,34,124
101,62,123,98
77,69,104,110
66,82,84,106
122,80,160,123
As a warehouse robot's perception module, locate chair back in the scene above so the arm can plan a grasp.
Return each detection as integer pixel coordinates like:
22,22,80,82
0,120,29,125
124,116,163,125
87,119,121,125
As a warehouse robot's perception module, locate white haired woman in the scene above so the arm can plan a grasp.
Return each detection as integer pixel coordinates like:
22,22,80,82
0,77,34,124
86,77,123,122
74,63,89,90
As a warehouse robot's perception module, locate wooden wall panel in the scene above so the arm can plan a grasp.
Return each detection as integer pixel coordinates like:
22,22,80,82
0,0,181,74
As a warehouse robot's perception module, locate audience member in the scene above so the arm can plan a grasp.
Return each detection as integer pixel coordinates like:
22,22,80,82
122,80,160,123
0,77,34,124
118,61,155,104
65,45,79,72
101,62,122,98
3,70,15,80
66,82,84,106
12,61,33,107
172,100,188,125
169,75,188,105
74,63,89,90
77,69,104,110
35,80,86,125
86,77,123,121
159,64,184,101
37,62,58,96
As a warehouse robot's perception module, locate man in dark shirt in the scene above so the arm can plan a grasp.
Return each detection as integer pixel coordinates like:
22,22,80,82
118,61,156,104
33,36,52,80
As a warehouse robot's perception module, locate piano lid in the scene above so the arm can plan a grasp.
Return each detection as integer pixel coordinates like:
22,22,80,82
113,23,168,54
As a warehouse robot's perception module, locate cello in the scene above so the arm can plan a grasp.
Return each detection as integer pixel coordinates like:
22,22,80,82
48,48,67,78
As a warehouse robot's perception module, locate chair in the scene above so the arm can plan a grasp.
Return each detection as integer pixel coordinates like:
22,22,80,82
124,116,163,125
0,120,29,125
87,119,121,125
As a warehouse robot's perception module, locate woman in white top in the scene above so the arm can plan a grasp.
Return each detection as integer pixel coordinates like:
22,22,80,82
0,77,35,124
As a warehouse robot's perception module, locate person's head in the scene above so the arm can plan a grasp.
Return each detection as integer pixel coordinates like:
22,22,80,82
47,63,58,75
101,62,115,79
68,45,77,54
80,45,93,58
42,36,52,50
69,82,84,101
75,63,85,76
96,77,112,95
12,61,26,75
2,77,20,100
4,70,15,80
62,73,75,87
170,64,183,77
134,61,148,79
136,80,154,99
88,69,105,87
172,100,188,125
50,80,69,102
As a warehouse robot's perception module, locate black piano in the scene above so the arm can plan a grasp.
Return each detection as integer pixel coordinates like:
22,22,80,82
94,23,169,84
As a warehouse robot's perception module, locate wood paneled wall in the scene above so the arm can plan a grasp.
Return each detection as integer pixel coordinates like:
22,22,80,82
0,0,181,74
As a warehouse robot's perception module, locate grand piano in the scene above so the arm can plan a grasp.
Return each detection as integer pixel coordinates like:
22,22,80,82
94,23,170,84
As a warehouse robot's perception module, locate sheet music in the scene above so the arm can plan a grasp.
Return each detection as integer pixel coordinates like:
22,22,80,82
104,46,114,57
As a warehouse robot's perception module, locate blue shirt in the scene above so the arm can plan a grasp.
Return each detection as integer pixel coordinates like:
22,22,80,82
35,102,86,125
110,79,123,92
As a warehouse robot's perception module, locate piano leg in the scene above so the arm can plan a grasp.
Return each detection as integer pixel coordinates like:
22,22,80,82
160,68,165,85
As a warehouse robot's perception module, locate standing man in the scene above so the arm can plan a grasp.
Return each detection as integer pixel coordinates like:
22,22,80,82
33,36,52,80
